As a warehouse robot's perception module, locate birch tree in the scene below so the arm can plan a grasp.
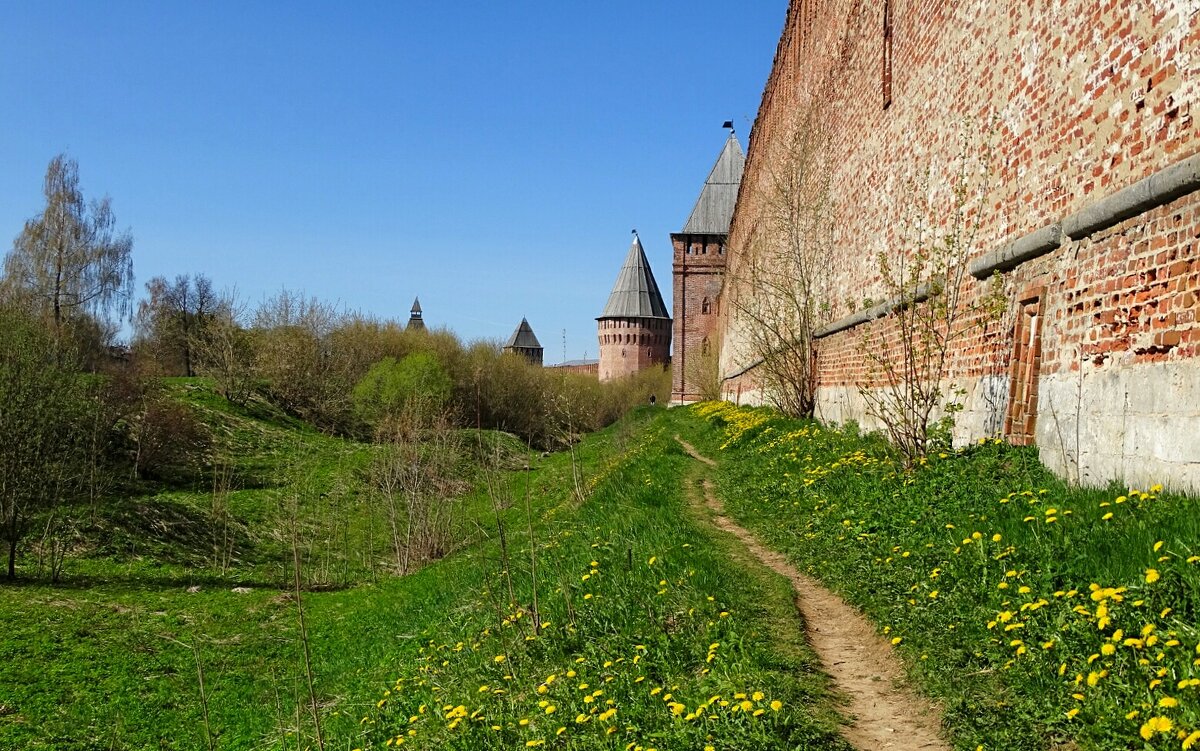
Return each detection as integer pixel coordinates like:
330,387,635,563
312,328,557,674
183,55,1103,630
2,154,134,335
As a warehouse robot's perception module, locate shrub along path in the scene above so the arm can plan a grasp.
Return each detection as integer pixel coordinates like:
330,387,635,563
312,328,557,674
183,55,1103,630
675,435,949,751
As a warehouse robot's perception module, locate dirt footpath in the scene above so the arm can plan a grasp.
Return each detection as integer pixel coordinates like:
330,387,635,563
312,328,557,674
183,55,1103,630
676,436,950,751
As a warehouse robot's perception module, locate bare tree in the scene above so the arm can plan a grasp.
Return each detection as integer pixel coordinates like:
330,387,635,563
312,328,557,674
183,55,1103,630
368,414,465,574
730,106,835,417
135,273,218,376
2,155,134,335
857,122,1000,467
682,331,723,403
252,289,353,430
192,289,256,403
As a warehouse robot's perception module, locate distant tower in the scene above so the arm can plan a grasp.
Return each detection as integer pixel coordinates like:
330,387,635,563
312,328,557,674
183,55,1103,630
407,297,426,331
597,231,672,382
671,128,745,404
503,317,544,366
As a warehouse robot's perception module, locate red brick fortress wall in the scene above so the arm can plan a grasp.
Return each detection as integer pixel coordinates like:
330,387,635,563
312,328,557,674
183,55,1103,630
719,0,1200,490
547,362,600,378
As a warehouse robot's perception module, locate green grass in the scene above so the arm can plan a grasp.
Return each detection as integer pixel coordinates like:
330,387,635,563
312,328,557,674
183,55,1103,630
0,384,852,750
339,415,848,751
672,401,1200,751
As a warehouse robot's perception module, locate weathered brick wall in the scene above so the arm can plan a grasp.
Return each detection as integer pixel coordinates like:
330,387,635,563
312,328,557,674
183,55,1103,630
719,0,1200,490
598,317,672,382
547,362,600,378
671,233,728,402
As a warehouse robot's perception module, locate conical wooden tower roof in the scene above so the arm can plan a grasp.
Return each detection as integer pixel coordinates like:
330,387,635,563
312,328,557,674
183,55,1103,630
504,318,542,349
682,132,745,234
598,232,670,320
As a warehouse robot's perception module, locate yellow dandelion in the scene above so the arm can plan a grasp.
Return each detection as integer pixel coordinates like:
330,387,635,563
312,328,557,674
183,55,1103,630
1139,716,1173,740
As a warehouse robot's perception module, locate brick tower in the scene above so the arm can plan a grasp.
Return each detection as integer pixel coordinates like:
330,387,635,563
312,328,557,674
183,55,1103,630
597,232,672,382
671,129,744,403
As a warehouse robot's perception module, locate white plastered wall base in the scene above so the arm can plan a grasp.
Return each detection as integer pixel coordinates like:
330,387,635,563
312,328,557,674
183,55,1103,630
720,361,1199,494
1037,359,1200,493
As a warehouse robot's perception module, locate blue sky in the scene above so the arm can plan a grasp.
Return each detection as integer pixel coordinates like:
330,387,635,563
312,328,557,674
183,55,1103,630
0,2,783,362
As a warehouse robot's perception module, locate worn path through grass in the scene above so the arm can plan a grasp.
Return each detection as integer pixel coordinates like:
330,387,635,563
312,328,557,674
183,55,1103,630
675,435,949,751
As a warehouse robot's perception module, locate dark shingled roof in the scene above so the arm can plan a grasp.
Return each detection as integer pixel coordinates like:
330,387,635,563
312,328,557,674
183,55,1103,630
682,132,745,235
410,297,422,314
598,233,670,320
504,318,542,350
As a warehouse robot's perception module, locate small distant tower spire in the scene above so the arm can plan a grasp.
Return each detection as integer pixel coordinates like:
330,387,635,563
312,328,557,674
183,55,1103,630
502,317,544,366
407,297,426,331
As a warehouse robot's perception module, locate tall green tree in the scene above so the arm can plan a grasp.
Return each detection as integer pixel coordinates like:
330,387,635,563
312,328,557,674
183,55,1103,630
2,154,134,335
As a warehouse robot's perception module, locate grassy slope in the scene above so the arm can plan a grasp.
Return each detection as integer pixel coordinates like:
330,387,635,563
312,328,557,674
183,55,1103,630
325,413,849,751
0,385,851,751
670,402,1200,751
0,380,379,750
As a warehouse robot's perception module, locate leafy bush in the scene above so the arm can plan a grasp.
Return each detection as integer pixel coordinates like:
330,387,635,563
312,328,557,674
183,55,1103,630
0,309,87,577
353,352,453,428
